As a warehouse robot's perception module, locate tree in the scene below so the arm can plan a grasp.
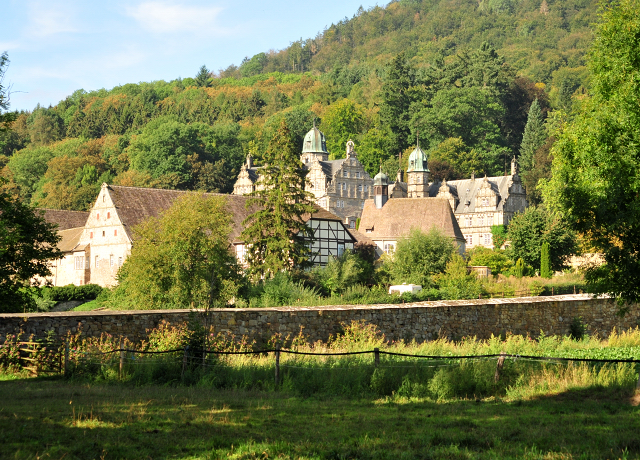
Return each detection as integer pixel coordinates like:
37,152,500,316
543,0,640,304
321,98,364,157
380,53,414,155
0,52,16,132
194,65,212,88
519,99,546,174
507,206,577,273
467,246,513,275
240,120,315,279
113,193,240,310
0,180,62,312
387,227,456,287
436,254,484,300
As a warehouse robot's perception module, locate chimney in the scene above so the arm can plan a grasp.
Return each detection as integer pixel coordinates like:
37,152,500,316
247,154,253,169
511,156,517,175
397,169,404,183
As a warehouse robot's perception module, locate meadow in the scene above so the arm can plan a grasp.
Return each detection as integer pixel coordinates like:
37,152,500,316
2,321,640,459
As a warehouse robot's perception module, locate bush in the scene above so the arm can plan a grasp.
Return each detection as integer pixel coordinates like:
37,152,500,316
40,284,104,302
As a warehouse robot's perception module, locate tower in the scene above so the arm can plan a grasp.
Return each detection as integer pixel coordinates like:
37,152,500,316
373,167,389,209
406,136,430,198
300,123,329,165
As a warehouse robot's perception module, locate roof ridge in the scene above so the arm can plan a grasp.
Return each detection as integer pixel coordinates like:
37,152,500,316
36,208,89,214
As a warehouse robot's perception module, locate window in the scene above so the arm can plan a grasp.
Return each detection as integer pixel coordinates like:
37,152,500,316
95,256,99,268
337,244,345,257
343,171,348,177
118,257,123,266
479,215,484,226
102,195,105,203
358,184,362,192
384,243,395,254
85,257,89,268
102,231,105,237
342,183,347,191
74,256,83,270
466,234,473,245
90,232,93,239
107,212,110,219
465,217,472,227
96,213,99,220
484,233,492,246
110,255,114,267
349,220,356,229
114,229,118,236
364,185,368,192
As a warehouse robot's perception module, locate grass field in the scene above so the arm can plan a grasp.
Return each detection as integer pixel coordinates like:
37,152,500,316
1,377,639,460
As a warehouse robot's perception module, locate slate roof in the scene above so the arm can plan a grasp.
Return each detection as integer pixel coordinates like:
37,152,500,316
38,209,89,230
320,159,346,178
432,175,517,213
358,198,465,243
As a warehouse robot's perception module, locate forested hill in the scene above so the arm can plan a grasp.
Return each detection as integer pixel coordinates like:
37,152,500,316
227,0,595,91
0,0,598,211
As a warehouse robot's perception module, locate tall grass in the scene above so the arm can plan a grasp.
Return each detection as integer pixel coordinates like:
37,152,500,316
4,321,638,401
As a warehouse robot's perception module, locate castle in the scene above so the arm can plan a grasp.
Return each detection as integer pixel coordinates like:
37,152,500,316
233,126,528,250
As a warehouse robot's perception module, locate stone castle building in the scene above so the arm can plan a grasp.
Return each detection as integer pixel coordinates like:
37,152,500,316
361,142,527,251
233,126,375,224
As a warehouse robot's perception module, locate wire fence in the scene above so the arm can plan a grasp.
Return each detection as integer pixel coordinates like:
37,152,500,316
6,340,638,390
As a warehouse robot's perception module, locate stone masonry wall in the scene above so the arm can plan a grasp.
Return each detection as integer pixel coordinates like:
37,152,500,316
1,295,638,345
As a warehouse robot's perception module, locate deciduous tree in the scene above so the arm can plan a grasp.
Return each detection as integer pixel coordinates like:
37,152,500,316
113,193,240,309
543,0,640,304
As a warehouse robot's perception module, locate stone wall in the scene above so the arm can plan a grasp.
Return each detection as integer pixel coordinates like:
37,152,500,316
1,295,638,345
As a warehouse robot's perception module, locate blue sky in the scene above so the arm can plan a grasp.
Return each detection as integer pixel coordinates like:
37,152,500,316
2,0,375,112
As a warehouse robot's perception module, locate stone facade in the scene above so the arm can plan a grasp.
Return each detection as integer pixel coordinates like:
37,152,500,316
2,295,637,345
232,129,374,222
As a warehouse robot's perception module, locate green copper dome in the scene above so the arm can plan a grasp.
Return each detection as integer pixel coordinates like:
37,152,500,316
373,169,389,186
407,144,429,172
302,126,328,154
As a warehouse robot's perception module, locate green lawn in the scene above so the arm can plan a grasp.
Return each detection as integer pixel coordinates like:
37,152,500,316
1,377,639,460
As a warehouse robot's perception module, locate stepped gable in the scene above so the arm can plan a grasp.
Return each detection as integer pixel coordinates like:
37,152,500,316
439,175,513,212
359,198,465,243
105,185,256,242
38,209,89,230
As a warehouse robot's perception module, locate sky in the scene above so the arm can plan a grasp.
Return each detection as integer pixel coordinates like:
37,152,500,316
2,0,376,112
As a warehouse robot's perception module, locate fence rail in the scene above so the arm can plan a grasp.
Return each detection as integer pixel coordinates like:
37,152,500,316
5,341,639,388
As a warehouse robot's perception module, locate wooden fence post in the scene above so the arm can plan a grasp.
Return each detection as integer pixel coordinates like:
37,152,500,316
636,366,640,390
275,345,281,387
64,341,69,377
182,346,189,381
374,348,380,368
494,354,506,383
119,338,124,380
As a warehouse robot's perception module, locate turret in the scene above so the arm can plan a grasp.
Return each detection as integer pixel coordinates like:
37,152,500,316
301,123,329,164
373,168,389,209
406,136,430,198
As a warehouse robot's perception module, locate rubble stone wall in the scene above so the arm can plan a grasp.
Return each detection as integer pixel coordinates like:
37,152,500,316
1,295,638,344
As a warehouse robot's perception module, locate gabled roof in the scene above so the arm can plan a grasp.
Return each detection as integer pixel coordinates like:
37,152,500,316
432,175,520,213
105,185,257,242
38,209,89,230
358,198,465,243
57,227,85,253
320,159,346,178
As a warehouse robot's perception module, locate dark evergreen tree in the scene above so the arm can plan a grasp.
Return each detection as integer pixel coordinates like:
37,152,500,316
380,53,414,155
194,65,212,88
240,120,315,279
519,99,546,173
540,241,552,278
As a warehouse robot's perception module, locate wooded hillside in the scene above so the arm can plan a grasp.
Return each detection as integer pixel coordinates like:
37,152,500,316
0,0,598,211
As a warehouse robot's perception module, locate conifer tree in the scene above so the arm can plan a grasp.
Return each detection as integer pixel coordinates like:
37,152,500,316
241,120,315,279
519,99,546,174
540,241,552,279
194,65,211,88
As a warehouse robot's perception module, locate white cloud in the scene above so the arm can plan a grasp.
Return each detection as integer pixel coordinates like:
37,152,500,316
125,1,225,34
27,2,78,37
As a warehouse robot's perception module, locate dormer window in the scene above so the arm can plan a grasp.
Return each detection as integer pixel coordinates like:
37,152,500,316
343,171,348,177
